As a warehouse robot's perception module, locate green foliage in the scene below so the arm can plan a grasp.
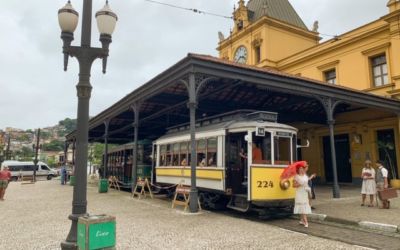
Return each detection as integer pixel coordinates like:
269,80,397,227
58,118,77,136
90,143,105,166
47,155,56,168
21,146,34,158
17,133,31,142
42,140,64,152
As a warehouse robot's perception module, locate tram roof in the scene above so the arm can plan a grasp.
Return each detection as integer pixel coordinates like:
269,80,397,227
156,110,298,142
66,53,400,144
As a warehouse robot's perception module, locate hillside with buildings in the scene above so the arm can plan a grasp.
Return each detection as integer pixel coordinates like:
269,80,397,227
0,118,77,165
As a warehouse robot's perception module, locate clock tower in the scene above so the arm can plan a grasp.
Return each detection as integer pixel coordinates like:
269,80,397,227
218,0,320,68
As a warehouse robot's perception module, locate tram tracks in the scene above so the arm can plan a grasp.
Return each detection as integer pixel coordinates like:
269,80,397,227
216,209,400,250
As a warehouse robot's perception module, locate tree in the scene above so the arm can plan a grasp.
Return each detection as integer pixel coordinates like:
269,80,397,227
47,155,56,168
21,146,34,160
42,140,64,152
59,118,77,134
91,143,105,166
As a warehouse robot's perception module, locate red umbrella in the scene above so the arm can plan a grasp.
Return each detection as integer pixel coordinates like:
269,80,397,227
280,161,308,180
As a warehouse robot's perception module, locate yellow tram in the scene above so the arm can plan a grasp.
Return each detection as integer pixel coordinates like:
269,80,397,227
153,110,299,212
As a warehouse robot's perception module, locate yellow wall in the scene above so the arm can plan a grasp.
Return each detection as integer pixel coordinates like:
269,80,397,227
218,17,318,67
218,3,400,181
298,112,400,182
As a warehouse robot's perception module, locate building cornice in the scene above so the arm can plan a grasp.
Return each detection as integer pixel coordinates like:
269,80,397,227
278,23,389,71
361,42,391,56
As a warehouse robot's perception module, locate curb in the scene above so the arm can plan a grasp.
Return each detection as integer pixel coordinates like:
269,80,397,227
305,213,400,234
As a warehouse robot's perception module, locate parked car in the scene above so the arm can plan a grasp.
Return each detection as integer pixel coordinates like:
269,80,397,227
1,160,58,181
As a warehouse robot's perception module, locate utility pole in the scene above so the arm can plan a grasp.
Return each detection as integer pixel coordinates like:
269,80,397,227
33,129,41,182
5,136,10,161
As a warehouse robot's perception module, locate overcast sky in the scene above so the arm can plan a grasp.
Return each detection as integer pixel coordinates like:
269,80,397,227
0,0,388,130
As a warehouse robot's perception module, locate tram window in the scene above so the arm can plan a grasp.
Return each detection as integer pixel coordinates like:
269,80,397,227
172,143,179,166
179,142,188,166
160,145,167,166
197,139,206,166
252,132,272,164
274,136,291,165
187,142,192,166
165,144,172,166
207,137,217,166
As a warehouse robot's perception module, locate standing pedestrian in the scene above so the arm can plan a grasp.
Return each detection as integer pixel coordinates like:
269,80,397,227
293,162,312,228
307,171,317,209
60,165,67,185
375,160,389,209
0,166,12,201
360,160,376,207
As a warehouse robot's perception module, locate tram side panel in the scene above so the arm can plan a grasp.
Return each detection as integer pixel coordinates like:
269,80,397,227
250,166,295,201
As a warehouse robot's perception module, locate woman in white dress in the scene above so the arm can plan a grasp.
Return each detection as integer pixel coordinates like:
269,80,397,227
293,164,312,228
361,160,376,207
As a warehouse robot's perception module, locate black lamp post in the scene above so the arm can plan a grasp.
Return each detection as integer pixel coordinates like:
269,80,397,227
58,1,117,249
32,128,41,182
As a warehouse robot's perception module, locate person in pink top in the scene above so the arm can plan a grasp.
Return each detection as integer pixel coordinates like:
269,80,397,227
0,166,12,201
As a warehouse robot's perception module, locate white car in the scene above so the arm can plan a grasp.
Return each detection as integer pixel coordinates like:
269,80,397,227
1,161,58,181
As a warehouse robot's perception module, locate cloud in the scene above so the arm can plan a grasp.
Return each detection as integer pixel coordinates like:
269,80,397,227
0,0,388,129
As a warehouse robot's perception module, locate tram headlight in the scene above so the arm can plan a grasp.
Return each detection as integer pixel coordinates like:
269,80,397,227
280,180,290,190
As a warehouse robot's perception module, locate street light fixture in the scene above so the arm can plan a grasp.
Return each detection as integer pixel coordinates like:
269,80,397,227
58,1,117,249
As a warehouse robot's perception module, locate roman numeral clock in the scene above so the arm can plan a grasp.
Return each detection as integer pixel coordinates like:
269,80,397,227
234,45,248,64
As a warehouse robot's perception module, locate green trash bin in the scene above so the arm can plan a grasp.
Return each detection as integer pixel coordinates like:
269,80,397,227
69,175,76,186
98,179,108,193
78,214,116,250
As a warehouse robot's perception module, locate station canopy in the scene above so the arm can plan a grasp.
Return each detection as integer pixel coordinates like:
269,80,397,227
66,54,400,144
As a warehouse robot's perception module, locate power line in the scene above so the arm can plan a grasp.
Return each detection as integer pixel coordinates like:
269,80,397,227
143,0,233,20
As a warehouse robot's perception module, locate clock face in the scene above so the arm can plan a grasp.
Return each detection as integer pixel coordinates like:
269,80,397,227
234,46,248,64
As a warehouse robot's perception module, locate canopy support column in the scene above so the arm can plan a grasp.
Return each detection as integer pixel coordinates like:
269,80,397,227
103,119,110,179
131,102,141,190
320,97,342,198
72,139,76,172
188,73,199,213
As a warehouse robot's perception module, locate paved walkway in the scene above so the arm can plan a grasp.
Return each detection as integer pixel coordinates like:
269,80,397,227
312,185,400,226
0,180,366,250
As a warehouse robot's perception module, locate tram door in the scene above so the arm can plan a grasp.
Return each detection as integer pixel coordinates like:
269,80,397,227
227,133,247,194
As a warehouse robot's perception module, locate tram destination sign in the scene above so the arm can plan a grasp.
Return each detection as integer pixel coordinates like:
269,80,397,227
247,111,278,122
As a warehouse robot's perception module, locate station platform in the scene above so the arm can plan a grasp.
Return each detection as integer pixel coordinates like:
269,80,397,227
310,185,400,231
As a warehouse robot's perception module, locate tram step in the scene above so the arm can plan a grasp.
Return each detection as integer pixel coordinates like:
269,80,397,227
227,195,250,212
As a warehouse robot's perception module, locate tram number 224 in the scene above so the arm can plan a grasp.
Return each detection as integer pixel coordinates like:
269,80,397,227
257,181,274,188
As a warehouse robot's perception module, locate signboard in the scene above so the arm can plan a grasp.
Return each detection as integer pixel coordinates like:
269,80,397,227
256,127,265,136
77,215,116,250
89,222,116,250
276,131,291,137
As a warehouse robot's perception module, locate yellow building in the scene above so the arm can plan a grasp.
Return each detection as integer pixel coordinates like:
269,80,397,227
218,0,400,183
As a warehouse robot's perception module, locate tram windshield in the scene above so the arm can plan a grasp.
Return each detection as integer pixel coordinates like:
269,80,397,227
274,136,291,165
252,130,293,165
252,132,272,164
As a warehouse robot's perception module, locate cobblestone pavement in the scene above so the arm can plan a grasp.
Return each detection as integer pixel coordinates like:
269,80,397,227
0,180,369,250
312,185,400,226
